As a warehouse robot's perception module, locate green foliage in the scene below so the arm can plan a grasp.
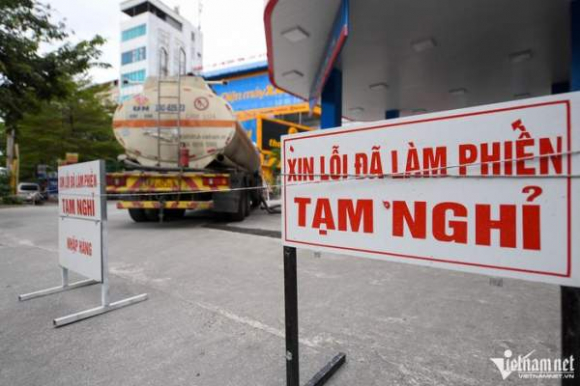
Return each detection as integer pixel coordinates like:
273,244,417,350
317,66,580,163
0,0,116,180
0,0,108,128
0,171,20,204
0,172,10,196
17,78,122,180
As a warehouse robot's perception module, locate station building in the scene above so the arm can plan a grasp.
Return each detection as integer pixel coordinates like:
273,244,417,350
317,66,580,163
204,61,321,145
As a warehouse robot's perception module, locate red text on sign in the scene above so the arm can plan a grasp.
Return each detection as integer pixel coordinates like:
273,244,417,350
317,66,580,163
66,236,93,257
61,198,96,217
294,197,374,235
391,200,541,250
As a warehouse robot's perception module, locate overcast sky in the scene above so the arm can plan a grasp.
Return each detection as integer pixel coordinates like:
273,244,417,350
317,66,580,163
45,0,267,82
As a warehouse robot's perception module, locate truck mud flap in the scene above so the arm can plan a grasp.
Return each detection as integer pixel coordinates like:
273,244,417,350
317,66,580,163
213,171,246,214
212,190,242,213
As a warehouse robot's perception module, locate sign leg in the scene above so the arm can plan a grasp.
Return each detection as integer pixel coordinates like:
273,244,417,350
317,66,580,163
18,278,97,301
18,279,98,302
101,221,110,307
283,246,346,386
284,246,300,386
62,267,69,287
101,280,110,307
561,286,580,385
53,293,148,327
304,352,346,386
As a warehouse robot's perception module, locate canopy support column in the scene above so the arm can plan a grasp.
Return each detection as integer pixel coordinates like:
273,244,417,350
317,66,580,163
385,109,400,120
321,69,342,129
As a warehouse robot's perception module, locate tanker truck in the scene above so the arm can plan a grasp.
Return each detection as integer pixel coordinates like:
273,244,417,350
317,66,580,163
106,76,263,222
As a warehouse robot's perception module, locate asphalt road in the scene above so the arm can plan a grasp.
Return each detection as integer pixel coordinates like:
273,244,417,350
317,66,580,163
0,203,561,385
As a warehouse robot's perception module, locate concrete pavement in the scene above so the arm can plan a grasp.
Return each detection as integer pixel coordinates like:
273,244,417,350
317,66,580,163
0,203,561,385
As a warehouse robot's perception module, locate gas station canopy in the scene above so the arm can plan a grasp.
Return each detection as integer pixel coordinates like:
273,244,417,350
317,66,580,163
265,0,572,121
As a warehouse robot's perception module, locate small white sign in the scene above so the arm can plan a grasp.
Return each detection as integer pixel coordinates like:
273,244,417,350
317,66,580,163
58,160,105,282
58,218,102,281
58,160,105,221
282,92,580,287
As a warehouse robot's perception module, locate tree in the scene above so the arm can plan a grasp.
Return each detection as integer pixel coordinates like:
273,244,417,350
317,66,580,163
0,0,107,170
16,77,122,180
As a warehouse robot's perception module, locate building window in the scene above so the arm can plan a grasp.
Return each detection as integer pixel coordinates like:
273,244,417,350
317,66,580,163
191,32,195,42
159,48,169,77
121,69,146,86
119,94,134,103
163,15,182,31
178,48,186,75
121,24,146,42
121,47,147,65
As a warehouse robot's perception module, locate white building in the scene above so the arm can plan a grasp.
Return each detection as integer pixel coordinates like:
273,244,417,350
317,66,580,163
119,0,203,102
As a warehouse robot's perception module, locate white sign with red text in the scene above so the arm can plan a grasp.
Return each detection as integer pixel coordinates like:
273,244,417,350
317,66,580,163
58,160,106,282
282,92,580,287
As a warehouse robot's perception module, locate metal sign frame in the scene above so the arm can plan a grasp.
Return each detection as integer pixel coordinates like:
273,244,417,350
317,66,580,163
18,160,147,327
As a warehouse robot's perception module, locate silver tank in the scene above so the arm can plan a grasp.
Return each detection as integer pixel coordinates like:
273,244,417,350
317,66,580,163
113,76,261,173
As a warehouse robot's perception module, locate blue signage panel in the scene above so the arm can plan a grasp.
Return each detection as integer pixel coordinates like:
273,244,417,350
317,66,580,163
240,120,257,142
212,72,302,113
211,71,304,142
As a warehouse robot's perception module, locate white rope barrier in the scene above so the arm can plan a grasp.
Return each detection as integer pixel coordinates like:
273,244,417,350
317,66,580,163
57,149,580,198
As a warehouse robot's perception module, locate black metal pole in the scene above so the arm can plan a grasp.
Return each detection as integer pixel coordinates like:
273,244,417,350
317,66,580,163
561,286,580,385
284,246,300,386
563,3,580,385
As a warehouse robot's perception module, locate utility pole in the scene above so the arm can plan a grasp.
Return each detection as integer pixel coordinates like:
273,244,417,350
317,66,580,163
5,130,13,169
6,129,17,193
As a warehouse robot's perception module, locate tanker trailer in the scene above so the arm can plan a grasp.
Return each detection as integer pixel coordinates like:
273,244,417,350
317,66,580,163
106,76,263,222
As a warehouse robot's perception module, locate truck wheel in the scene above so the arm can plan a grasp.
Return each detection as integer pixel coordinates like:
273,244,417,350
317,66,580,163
228,192,246,222
244,192,251,217
144,209,160,222
251,193,261,208
251,179,262,208
128,209,148,222
166,209,185,220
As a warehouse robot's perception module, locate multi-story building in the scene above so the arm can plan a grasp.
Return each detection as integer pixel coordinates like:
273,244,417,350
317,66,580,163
119,0,203,102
